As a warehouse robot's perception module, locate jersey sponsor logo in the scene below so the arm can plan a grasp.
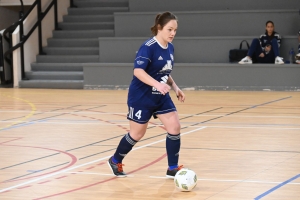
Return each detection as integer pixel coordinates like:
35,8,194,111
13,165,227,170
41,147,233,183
158,56,163,60
136,60,144,65
158,60,173,74
152,75,169,95
170,54,174,61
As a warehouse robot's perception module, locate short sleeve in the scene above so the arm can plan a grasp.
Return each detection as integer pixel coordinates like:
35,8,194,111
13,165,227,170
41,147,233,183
134,45,152,70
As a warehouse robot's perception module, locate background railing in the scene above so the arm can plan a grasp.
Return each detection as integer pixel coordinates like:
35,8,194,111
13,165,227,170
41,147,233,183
0,0,75,87
0,33,5,85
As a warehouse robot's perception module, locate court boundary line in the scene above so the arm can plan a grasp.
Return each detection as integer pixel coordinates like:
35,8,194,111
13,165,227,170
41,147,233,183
254,174,300,199
0,126,207,193
149,176,300,185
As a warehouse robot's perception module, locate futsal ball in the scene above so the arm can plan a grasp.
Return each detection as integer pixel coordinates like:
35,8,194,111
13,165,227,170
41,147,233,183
174,168,197,192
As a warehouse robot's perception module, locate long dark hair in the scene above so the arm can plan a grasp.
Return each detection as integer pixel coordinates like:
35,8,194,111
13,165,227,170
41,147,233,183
265,20,275,38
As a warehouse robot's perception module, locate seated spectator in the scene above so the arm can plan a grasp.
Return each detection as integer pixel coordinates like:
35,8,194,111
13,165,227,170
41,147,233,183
296,30,300,64
239,21,284,64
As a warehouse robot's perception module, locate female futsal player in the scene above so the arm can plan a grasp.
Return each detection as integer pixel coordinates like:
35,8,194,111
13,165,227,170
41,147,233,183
108,12,185,179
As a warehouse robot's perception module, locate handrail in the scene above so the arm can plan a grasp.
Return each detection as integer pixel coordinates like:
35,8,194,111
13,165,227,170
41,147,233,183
2,0,62,86
0,33,5,85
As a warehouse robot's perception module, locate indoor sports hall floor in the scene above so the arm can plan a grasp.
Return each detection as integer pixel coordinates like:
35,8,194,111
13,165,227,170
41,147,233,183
0,89,299,200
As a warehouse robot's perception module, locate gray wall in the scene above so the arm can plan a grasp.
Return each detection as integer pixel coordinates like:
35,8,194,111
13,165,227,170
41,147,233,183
0,6,21,31
129,0,300,12
83,63,300,91
115,10,300,37
99,36,298,63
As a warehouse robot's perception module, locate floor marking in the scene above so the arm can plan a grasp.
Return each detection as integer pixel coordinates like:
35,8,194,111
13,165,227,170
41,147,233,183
254,174,300,199
2,121,298,129
1,110,300,119
0,126,206,193
149,176,300,185
64,172,134,177
0,94,36,131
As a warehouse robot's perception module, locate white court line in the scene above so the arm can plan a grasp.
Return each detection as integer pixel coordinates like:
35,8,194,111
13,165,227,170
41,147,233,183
64,172,134,177
149,176,300,185
1,110,300,118
0,126,206,193
192,126,300,130
1,121,299,130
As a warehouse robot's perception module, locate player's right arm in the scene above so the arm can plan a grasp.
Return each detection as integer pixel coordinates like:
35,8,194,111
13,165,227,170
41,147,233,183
134,69,170,95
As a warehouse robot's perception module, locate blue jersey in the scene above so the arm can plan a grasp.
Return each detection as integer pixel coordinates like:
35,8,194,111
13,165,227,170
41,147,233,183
128,37,175,108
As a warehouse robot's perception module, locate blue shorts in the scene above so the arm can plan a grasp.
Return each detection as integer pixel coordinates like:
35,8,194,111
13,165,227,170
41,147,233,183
127,99,177,124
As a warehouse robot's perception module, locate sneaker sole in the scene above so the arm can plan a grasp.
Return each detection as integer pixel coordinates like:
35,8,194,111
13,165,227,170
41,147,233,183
238,62,252,64
106,161,127,178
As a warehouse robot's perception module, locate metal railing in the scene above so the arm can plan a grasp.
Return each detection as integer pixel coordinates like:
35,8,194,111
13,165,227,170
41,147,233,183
0,33,5,85
1,0,76,87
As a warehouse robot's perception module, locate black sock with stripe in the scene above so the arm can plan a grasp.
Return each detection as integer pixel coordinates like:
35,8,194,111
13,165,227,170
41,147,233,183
113,133,137,163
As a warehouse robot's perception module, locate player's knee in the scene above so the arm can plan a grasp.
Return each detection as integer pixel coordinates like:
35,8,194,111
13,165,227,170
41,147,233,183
130,131,145,141
167,123,181,134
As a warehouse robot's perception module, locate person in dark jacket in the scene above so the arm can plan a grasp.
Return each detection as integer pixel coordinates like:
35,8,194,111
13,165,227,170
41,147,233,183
296,30,300,64
239,21,284,64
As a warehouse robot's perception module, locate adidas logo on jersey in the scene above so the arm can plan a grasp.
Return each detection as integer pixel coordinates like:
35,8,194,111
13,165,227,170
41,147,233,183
158,56,163,60
159,60,172,73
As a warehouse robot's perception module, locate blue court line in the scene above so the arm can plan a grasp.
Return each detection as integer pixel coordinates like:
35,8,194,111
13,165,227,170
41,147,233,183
0,122,35,132
254,174,300,199
0,119,48,133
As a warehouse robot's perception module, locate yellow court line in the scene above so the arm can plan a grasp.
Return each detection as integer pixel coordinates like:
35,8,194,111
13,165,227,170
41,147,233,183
0,94,36,131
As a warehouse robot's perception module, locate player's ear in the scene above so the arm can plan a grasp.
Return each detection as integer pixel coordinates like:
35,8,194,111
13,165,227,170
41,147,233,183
157,24,162,31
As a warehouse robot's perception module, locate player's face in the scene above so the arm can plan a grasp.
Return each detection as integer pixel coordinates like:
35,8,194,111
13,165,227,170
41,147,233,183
158,19,178,43
266,23,274,35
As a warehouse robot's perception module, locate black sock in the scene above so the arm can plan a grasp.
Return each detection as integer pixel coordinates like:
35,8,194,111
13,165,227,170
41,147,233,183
112,133,137,163
166,133,180,170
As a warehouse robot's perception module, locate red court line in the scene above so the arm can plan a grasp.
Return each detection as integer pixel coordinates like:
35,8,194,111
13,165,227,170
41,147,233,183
0,137,22,145
17,185,32,189
55,176,67,180
33,153,167,200
38,181,51,185
84,166,95,170
1,144,77,183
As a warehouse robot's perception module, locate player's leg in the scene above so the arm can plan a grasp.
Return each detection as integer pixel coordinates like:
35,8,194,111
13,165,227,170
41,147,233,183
239,38,262,64
108,106,151,177
154,99,182,178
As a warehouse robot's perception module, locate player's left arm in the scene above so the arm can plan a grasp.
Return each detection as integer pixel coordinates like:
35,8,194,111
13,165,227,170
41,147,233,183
167,75,185,102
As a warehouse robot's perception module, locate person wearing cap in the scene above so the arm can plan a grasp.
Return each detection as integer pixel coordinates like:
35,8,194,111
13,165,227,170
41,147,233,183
239,20,284,64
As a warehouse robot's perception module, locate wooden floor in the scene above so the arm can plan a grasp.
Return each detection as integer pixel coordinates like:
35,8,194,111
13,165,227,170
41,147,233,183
0,88,299,200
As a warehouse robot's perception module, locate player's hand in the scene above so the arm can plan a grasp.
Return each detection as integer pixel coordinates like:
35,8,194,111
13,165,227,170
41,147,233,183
155,82,171,95
265,45,271,52
176,88,185,103
259,53,265,57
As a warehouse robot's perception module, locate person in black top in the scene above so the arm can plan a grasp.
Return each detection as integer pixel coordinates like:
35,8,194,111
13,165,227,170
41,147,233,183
239,21,284,64
296,30,300,64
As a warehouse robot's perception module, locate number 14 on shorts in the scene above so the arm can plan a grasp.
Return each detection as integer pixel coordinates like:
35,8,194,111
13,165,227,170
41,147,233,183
129,107,142,120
